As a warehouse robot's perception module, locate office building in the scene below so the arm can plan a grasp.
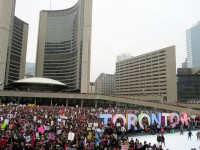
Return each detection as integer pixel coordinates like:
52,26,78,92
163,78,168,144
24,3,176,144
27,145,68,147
0,0,16,89
182,58,187,68
117,53,132,62
36,0,92,93
186,21,200,68
115,46,177,103
177,68,200,103
95,73,115,95
5,16,29,85
89,82,95,94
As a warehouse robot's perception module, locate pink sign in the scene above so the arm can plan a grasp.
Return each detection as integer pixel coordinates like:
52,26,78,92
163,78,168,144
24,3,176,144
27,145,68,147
38,126,44,133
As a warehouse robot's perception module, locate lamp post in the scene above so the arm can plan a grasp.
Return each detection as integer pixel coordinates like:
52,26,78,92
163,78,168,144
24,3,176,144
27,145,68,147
189,109,192,116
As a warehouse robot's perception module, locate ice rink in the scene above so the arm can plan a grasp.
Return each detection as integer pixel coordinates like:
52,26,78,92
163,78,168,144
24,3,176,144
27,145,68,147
128,130,200,150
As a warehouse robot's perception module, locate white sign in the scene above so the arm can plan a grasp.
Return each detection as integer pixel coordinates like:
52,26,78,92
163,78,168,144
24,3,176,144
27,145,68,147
88,123,92,127
44,126,50,131
36,132,39,138
68,132,75,141
4,119,9,125
26,136,31,142
57,129,62,135
62,120,66,125
51,121,54,125
33,116,37,121
93,123,98,127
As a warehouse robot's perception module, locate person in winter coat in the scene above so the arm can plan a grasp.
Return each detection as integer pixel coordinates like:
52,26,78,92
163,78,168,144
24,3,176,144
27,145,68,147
157,134,161,146
160,134,165,146
196,131,200,140
180,124,184,135
188,131,193,140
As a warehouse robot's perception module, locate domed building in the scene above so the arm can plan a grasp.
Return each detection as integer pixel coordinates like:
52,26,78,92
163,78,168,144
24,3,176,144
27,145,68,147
5,77,68,92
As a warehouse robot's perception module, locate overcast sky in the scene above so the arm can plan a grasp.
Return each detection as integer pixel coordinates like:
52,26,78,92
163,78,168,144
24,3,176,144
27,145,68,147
15,0,200,82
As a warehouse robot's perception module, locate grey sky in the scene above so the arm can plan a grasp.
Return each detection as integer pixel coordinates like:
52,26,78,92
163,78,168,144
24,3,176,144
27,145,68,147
15,0,200,82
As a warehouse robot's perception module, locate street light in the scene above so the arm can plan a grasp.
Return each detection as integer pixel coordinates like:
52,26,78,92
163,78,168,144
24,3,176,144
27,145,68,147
189,109,192,116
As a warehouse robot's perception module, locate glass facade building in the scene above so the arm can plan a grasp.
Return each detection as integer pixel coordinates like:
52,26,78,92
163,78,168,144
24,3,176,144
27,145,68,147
36,0,92,93
177,68,200,103
186,21,200,68
5,16,29,85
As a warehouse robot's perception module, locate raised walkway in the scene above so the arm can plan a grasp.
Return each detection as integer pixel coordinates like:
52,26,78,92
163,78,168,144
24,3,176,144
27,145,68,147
0,90,199,115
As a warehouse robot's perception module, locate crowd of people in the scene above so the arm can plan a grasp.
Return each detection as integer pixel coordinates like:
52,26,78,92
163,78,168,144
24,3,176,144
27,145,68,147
0,104,198,150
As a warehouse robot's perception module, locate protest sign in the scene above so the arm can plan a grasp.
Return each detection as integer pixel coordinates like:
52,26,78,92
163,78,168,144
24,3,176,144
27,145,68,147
8,114,13,119
44,126,50,131
48,133,55,140
87,127,91,131
51,121,54,125
93,123,98,127
62,120,66,125
38,126,44,133
57,129,62,135
26,136,31,142
4,119,9,125
36,132,39,138
1,122,6,129
68,132,75,141
88,123,92,127
33,116,37,121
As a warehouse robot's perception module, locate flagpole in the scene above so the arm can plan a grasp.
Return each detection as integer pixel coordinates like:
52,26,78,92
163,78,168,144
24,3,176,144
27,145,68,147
50,0,51,10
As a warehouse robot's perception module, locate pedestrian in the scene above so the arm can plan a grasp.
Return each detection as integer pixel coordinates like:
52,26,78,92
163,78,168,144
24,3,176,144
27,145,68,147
160,134,165,146
196,131,200,140
157,134,161,146
188,131,193,140
180,124,184,135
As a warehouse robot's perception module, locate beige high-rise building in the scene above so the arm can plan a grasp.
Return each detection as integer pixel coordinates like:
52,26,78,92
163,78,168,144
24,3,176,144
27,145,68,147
115,46,177,103
95,73,115,95
89,82,95,94
0,0,29,87
0,0,16,88
36,0,92,93
5,16,29,85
